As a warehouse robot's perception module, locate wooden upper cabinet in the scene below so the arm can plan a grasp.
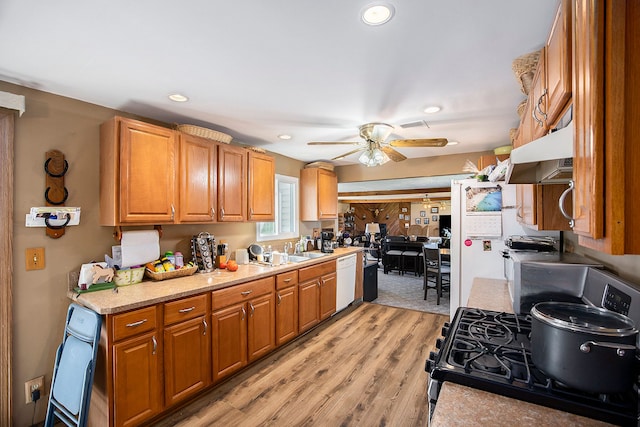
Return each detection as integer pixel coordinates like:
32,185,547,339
573,0,640,254
100,117,177,225
529,52,548,141
177,133,218,223
217,144,247,222
247,151,275,222
300,168,338,221
545,0,572,126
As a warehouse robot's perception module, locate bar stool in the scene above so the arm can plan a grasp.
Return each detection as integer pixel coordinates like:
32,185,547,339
382,237,403,274
401,249,421,276
423,247,451,304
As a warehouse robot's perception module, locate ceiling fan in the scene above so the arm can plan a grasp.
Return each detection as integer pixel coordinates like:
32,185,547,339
307,122,448,166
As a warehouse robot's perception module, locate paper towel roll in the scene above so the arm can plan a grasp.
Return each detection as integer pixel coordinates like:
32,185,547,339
121,230,160,267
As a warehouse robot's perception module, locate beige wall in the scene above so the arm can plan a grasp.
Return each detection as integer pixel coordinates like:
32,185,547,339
1,81,322,425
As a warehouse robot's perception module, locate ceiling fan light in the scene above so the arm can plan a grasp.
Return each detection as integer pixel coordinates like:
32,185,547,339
423,105,441,114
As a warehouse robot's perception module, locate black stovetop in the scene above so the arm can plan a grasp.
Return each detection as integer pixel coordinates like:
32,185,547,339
429,307,639,426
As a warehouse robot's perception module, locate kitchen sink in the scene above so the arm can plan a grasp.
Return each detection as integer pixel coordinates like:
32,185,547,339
288,255,311,263
305,252,327,259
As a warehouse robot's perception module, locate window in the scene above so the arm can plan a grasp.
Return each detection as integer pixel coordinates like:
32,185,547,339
256,174,299,241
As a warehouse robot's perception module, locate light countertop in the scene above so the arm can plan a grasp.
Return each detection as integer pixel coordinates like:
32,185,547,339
69,247,362,315
430,277,615,427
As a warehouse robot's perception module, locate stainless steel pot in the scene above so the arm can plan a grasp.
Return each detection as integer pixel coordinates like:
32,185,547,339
530,302,638,393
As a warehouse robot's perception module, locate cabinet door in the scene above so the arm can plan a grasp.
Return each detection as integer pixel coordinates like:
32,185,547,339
572,0,604,239
217,144,247,222
118,119,177,224
164,316,211,407
317,169,338,219
319,272,337,320
178,133,217,223
529,53,549,140
247,292,275,362
247,151,275,221
276,285,298,346
211,302,247,382
113,332,162,427
516,184,537,227
545,0,572,125
298,279,320,333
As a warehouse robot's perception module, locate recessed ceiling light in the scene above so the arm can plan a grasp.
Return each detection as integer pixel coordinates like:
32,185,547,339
424,106,441,114
168,93,189,102
278,134,292,140
447,140,459,146
362,4,395,26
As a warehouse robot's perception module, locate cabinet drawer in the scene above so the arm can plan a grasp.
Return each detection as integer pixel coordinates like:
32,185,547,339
212,277,274,310
164,293,208,326
112,305,158,342
276,270,298,290
298,260,335,282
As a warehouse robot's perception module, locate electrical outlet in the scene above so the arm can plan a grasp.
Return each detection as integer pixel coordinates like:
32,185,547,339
24,376,44,404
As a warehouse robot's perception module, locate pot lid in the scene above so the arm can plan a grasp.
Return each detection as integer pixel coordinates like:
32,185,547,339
532,302,638,337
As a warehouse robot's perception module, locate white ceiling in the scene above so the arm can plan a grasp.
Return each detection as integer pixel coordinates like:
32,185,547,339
0,1,557,166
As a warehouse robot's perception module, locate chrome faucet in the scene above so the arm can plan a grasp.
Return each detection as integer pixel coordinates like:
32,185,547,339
284,242,293,254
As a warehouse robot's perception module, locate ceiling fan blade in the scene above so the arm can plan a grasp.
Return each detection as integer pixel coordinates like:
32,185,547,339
332,148,365,161
381,146,407,162
308,141,361,145
388,138,449,147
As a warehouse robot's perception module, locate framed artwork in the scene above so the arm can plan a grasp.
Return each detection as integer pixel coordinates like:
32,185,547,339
404,223,410,228
401,207,408,213
424,218,429,224
432,215,438,222
431,207,439,213
420,211,426,217
415,218,421,224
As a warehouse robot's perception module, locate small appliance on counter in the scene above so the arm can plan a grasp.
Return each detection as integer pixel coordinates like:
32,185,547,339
321,231,334,253
425,267,640,426
190,232,216,273
505,235,557,251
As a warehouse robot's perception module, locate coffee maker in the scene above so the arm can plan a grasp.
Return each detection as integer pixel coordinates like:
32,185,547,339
321,231,334,253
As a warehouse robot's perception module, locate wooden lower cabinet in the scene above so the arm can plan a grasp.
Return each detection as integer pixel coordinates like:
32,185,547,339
276,271,299,346
211,277,275,382
298,261,337,334
163,294,211,407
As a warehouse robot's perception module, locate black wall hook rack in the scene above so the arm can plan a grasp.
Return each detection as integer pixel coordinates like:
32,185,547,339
44,150,69,238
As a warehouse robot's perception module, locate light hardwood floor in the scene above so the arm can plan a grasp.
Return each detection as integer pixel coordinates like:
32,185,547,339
151,303,447,427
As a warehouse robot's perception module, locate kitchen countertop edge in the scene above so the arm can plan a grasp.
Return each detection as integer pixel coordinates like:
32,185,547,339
68,247,363,315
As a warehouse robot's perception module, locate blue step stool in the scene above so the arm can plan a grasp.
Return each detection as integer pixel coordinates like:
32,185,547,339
45,303,101,427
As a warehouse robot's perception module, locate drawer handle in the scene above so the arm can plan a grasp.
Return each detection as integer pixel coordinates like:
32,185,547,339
178,306,196,313
202,319,208,336
241,306,246,321
277,293,282,305
125,319,148,328
249,302,255,317
283,278,292,283
241,290,253,296
152,336,157,355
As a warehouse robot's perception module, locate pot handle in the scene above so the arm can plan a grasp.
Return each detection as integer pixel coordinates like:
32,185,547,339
579,341,637,357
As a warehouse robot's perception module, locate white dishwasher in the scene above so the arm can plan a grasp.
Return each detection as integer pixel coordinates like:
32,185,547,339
336,254,357,312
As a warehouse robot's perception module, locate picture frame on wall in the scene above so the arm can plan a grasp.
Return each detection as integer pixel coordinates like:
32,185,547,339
424,218,429,224
431,207,439,213
415,218,421,224
432,215,438,222
420,211,426,217
401,207,408,213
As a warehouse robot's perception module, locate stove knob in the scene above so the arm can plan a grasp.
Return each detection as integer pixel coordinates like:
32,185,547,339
435,338,443,349
429,351,438,361
441,325,449,336
425,359,433,372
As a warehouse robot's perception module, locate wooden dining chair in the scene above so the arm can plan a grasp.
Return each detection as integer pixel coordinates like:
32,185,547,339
423,247,451,304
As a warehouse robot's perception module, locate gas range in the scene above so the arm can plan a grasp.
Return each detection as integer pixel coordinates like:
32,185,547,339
426,307,638,426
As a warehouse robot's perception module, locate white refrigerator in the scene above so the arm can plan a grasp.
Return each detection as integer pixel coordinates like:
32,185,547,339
449,179,558,319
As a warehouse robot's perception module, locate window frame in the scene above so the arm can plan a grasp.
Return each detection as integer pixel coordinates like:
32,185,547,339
256,174,299,242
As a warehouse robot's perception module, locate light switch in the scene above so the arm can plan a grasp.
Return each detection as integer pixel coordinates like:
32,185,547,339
25,247,45,271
